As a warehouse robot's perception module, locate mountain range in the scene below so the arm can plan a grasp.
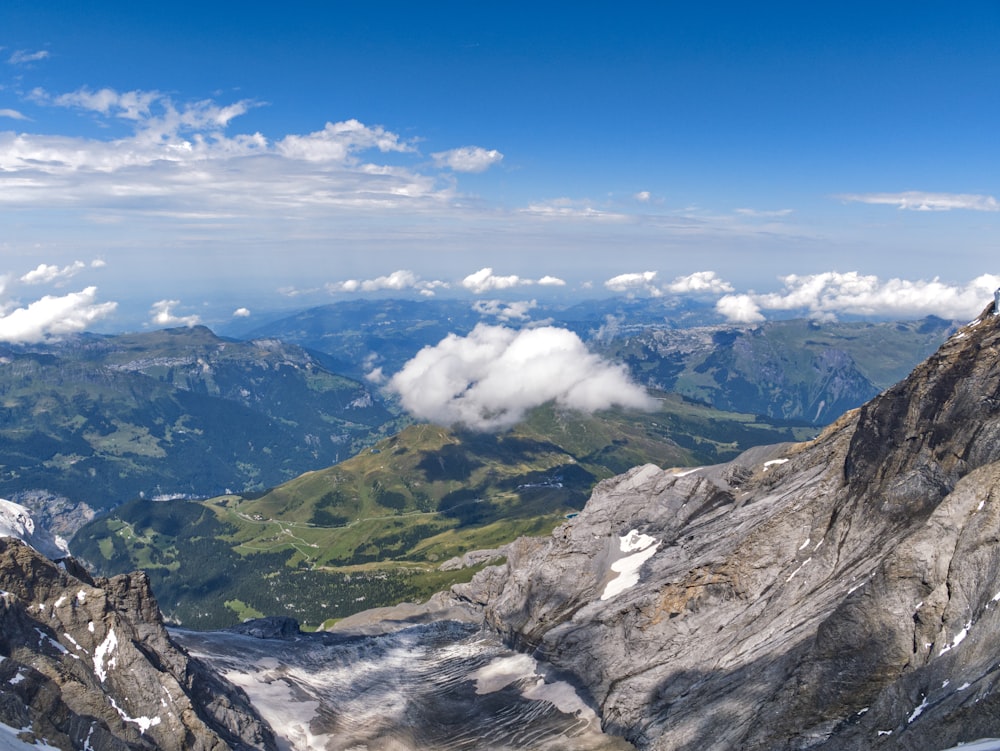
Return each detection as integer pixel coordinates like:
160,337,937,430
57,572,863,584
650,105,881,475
1,302,999,749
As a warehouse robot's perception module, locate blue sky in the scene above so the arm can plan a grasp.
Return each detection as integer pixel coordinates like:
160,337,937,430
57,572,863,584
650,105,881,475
2,1,1000,336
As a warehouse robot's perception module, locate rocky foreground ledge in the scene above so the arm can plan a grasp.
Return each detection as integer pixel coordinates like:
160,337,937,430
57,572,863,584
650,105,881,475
0,538,275,751
449,304,1000,750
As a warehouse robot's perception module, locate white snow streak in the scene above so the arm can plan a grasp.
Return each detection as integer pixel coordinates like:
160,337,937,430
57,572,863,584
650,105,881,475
600,530,660,601
93,628,118,682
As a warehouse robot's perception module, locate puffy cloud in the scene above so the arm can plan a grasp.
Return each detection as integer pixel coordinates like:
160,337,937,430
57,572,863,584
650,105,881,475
0,286,116,342
0,109,28,121
473,299,537,322
538,275,566,286
634,191,651,202
233,307,251,318
7,50,49,65
666,271,734,295
431,146,503,173
277,119,414,162
150,300,200,327
839,191,1000,212
715,272,1000,323
387,323,656,431
462,267,528,294
326,270,448,296
715,294,765,324
604,271,661,296
20,261,86,285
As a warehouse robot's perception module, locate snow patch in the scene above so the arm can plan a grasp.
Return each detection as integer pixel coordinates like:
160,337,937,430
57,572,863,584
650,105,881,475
600,530,660,601
108,697,161,733
94,629,118,682
762,458,788,472
472,654,537,694
472,654,597,721
908,694,930,723
224,669,333,751
785,558,811,583
0,498,69,559
0,720,61,751
939,620,973,655
798,538,811,551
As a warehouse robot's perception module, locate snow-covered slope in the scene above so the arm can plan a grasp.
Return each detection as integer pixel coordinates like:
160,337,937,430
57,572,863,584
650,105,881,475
0,499,68,560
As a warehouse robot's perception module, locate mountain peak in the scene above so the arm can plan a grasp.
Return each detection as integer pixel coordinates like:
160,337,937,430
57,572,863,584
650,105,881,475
845,303,1000,515
453,300,1000,750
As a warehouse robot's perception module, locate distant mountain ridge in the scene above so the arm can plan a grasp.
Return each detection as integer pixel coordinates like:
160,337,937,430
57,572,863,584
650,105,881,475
0,326,398,513
240,297,955,425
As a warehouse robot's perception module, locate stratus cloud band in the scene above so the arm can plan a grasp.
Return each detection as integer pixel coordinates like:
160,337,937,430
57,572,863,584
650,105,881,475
839,191,1000,212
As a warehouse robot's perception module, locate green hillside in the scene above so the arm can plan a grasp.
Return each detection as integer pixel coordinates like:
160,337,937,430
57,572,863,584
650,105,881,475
72,396,812,629
0,327,400,509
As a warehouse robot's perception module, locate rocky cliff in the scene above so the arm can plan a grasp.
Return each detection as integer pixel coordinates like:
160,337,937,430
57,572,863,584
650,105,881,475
453,302,1000,750
0,536,275,750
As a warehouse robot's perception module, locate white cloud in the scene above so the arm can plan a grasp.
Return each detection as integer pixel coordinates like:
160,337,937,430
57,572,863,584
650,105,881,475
735,208,793,218
0,89,470,217
431,146,503,173
20,261,86,285
715,294,765,323
150,300,200,327
0,286,116,342
604,271,661,296
473,299,537,321
233,307,251,318
326,270,448,295
387,323,656,431
839,191,1000,212
634,191,651,202
462,267,528,294
8,50,49,65
277,119,414,162
538,275,566,286
715,272,1000,323
521,199,628,221
666,270,734,295
0,109,28,121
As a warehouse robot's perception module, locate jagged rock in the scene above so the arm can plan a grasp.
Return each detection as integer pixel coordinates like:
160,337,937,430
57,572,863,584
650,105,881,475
452,304,1000,750
0,538,276,750
438,545,508,571
226,617,301,639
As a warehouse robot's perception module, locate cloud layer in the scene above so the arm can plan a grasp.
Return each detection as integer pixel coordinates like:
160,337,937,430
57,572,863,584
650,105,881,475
840,191,1000,212
1,87,503,219
388,323,656,431
715,272,1000,323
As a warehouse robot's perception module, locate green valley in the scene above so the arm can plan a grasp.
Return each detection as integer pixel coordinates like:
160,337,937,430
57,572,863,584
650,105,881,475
72,395,813,629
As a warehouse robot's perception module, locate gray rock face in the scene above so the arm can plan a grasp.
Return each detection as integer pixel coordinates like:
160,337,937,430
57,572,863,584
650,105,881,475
0,538,275,750
453,305,1000,750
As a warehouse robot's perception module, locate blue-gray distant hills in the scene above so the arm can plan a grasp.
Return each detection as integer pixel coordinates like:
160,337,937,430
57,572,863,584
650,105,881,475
240,297,957,424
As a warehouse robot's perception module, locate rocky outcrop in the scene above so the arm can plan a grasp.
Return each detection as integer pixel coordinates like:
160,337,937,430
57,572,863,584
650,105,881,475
453,303,1000,750
0,538,276,750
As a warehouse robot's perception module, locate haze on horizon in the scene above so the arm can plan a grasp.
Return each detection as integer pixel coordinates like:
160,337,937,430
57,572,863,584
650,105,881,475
2,1,1000,337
